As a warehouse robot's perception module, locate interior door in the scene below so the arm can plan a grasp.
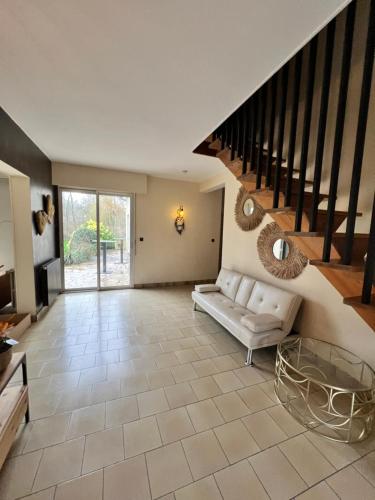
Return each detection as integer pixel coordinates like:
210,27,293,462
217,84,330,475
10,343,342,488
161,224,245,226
98,193,133,289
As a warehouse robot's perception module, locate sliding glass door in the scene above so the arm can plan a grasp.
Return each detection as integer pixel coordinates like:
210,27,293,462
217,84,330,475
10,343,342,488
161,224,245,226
61,189,133,290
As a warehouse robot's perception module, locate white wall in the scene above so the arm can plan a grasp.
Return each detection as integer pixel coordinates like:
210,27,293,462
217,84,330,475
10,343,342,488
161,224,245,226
135,176,222,284
0,178,14,271
203,168,375,369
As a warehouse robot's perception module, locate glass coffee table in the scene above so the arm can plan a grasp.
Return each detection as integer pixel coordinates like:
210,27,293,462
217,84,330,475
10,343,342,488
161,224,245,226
275,336,375,443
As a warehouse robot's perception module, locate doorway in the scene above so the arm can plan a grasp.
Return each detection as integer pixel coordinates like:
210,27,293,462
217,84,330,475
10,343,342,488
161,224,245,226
60,189,134,291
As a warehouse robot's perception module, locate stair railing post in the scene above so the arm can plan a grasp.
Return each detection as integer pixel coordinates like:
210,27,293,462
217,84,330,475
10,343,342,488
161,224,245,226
256,85,268,189
250,93,259,171
362,194,375,304
343,0,375,265
323,1,356,262
265,76,277,188
242,101,250,175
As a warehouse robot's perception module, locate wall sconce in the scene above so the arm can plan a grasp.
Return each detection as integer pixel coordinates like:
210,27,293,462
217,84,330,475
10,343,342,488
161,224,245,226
175,205,185,235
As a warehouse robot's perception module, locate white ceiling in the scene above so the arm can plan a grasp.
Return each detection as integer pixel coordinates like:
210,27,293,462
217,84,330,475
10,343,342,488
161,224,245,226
0,0,349,182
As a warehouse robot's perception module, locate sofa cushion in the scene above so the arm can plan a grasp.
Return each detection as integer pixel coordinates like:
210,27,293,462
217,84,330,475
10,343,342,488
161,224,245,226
241,313,282,333
247,281,302,333
195,284,221,293
215,268,243,301
234,276,256,307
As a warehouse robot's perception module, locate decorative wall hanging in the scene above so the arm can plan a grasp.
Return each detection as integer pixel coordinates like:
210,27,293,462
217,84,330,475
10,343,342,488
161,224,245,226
33,194,56,236
257,222,308,279
175,205,185,235
235,186,264,231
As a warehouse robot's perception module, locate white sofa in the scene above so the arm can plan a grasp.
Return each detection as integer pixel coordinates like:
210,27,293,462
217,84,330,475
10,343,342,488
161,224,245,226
192,268,302,365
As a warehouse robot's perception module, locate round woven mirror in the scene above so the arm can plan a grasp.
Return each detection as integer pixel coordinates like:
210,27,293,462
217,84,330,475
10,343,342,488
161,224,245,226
235,187,265,231
257,222,307,279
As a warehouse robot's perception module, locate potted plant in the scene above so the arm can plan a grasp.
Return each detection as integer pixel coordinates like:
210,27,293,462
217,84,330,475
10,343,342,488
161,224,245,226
0,320,15,372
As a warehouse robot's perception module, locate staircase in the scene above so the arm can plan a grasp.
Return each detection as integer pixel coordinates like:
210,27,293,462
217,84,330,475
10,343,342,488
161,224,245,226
194,0,375,330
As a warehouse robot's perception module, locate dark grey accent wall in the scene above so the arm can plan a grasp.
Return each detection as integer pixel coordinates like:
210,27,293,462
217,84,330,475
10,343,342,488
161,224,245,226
0,107,59,310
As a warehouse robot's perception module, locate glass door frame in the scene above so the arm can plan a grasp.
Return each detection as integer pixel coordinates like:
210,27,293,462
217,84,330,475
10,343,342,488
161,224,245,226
58,187,135,291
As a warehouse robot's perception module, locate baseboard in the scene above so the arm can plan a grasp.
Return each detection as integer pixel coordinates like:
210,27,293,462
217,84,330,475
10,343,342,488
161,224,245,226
134,279,215,289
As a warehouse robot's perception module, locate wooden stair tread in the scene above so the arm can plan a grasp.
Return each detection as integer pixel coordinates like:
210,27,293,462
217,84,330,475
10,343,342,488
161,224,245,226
343,295,375,308
310,259,364,272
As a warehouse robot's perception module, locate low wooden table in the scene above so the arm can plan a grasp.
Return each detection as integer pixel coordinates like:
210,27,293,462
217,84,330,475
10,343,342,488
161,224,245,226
0,352,29,469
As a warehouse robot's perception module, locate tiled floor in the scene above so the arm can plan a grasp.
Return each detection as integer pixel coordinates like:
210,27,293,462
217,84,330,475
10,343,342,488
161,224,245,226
1,286,375,500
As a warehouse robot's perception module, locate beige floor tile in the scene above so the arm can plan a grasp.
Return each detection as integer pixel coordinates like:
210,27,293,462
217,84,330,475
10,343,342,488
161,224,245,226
171,363,198,383
146,442,193,498
182,430,228,480
190,376,222,400
164,382,198,408
237,386,275,413
354,451,375,486
95,349,120,366
175,348,200,364
327,466,375,499
91,380,121,404
305,431,360,469
24,413,71,453
0,450,43,500
121,373,149,396
214,420,259,463
279,434,335,485
213,371,243,393
106,396,139,427
124,416,161,457
212,355,239,371
147,368,175,389
267,405,305,437
33,438,85,491
233,366,265,386
107,361,133,380
250,446,306,499
82,427,124,473
104,454,151,500
194,345,217,360
186,399,224,432
296,482,339,499
55,470,103,500
48,371,80,392
157,407,195,444
175,476,221,500
79,365,107,386
242,410,287,449
258,380,279,403
213,392,250,422
67,403,105,439
192,359,219,377
56,387,92,413
215,460,269,500
19,488,55,500
156,352,180,369
70,354,96,370
137,388,169,417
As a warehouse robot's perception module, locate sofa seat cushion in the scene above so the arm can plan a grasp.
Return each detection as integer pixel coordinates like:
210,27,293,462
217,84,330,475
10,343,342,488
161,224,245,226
192,290,286,349
215,268,243,301
241,313,282,333
195,284,221,293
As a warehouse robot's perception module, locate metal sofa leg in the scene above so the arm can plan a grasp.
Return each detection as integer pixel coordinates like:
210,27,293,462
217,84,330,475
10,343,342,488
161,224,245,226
245,348,254,366
193,302,197,311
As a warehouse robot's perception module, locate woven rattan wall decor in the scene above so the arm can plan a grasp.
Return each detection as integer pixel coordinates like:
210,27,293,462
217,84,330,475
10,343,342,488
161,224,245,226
257,222,308,279
235,187,265,231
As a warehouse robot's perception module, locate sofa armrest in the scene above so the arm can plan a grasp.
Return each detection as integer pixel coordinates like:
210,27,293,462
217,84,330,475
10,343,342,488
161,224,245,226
195,284,221,293
241,313,282,333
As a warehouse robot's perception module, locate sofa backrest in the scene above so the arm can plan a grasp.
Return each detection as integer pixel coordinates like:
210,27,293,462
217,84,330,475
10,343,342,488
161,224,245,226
234,276,256,307
215,268,242,301
246,280,302,334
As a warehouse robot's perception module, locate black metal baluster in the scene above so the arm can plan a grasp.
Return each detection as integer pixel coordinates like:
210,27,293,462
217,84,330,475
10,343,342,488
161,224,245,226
237,107,243,158
266,76,277,187
295,37,318,231
323,1,356,261
250,93,258,171
343,0,375,264
230,115,236,161
309,20,336,231
256,86,268,189
242,102,250,175
362,194,375,304
284,51,303,207
273,64,289,208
